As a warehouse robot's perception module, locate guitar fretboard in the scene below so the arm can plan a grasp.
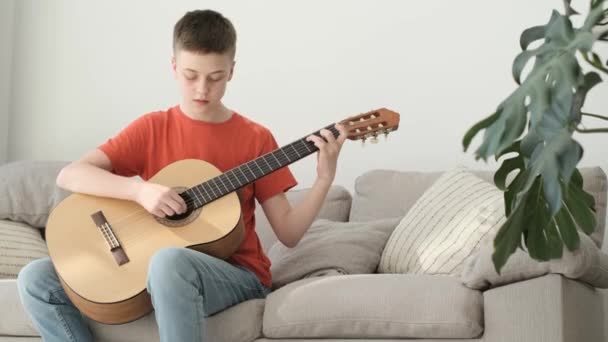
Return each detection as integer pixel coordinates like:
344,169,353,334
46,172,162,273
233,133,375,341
181,124,339,208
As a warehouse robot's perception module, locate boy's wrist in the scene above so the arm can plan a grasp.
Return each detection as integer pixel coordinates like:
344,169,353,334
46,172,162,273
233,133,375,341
128,180,144,202
313,177,333,190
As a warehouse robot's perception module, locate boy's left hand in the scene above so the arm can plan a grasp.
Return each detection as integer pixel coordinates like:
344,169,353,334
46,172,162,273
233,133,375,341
306,124,348,184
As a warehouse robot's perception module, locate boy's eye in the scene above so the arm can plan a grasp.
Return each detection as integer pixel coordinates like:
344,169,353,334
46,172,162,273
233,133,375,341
208,75,224,82
184,73,197,80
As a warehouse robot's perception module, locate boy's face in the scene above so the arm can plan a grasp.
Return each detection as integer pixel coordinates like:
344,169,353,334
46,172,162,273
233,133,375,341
172,49,235,116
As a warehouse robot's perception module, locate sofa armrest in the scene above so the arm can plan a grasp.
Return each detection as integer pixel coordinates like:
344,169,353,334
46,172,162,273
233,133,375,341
482,274,604,342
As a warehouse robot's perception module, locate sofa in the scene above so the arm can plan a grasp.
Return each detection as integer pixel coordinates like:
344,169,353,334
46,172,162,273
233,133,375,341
1,161,607,342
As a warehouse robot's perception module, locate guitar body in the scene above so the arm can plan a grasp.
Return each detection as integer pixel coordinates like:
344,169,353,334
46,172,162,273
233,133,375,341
46,159,245,324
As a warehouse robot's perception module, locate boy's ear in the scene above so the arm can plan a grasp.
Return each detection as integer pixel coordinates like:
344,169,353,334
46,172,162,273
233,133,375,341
171,56,177,79
228,60,236,81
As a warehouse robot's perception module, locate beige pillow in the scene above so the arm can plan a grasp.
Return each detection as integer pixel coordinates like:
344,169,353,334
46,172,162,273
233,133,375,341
0,160,70,227
379,167,505,276
462,230,608,290
268,218,401,289
0,219,49,279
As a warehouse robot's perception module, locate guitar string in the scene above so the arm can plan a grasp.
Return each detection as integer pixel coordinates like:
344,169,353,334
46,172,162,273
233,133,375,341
104,142,313,231
94,127,351,245
87,125,385,247
106,146,313,244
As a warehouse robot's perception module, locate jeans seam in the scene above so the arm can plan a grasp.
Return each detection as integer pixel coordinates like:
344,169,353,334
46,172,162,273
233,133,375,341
49,290,79,342
194,287,204,341
52,306,77,342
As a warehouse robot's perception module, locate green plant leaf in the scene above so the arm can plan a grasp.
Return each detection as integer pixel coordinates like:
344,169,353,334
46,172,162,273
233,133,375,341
547,219,564,259
554,205,580,250
492,195,527,273
525,179,551,260
563,0,580,17
462,111,500,152
520,25,546,50
566,181,597,234
494,156,524,191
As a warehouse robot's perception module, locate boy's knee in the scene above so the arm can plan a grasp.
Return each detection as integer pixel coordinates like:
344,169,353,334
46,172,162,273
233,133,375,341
17,257,54,294
149,247,188,271
147,248,195,288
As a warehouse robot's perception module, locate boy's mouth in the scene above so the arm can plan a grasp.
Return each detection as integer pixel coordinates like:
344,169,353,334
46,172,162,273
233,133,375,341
193,99,209,105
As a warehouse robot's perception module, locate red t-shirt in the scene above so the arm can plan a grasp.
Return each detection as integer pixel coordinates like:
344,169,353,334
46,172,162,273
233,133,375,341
98,105,297,287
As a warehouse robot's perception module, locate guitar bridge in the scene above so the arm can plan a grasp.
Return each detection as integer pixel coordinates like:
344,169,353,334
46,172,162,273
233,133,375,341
91,211,129,266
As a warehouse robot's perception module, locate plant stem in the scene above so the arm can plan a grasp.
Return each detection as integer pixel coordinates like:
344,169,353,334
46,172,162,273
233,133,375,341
575,127,608,133
582,112,608,120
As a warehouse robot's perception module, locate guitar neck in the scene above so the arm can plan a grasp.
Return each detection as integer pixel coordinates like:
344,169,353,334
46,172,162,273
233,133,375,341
182,124,339,208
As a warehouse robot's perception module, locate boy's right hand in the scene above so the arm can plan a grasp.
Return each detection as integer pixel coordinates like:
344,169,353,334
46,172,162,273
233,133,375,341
134,182,188,218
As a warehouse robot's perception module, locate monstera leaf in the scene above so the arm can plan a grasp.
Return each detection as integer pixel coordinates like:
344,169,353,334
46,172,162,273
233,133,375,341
463,0,608,273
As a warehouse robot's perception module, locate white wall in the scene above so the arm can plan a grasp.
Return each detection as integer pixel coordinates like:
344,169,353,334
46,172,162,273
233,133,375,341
7,1,608,189
0,0,15,164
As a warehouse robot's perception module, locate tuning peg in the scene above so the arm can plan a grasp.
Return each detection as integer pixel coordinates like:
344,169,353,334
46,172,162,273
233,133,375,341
370,133,378,144
383,129,390,140
361,136,366,147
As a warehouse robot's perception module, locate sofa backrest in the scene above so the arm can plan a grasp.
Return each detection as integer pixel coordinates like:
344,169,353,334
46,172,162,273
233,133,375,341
255,185,352,252
349,167,607,248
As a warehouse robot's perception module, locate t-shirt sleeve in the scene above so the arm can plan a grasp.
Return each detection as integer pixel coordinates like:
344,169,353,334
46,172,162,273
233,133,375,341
98,115,149,177
254,130,298,204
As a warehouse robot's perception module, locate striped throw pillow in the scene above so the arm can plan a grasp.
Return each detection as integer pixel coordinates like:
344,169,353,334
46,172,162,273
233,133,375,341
0,220,48,279
378,168,506,276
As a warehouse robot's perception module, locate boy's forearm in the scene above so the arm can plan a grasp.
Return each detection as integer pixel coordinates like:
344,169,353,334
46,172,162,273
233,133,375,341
56,162,142,201
280,178,332,247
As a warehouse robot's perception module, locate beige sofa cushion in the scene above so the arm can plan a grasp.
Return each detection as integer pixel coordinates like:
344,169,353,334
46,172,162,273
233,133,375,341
0,276,264,342
0,160,70,228
268,218,401,288
255,185,352,253
350,167,607,248
0,279,39,336
263,274,483,339
89,299,264,342
0,220,48,279
378,168,505,276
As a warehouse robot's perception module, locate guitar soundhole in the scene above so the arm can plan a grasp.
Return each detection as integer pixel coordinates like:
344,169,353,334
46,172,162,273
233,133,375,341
166,207,194,221
154,187,203,227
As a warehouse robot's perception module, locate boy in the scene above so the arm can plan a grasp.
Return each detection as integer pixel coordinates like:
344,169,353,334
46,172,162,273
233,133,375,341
17,9,346,342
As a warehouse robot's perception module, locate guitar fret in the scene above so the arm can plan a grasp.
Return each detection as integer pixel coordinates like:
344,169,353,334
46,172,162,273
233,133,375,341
299,139,313,153
224,172,236,190
194,186,206,203
219,176,231,193
238,167,250,183
245,163,257,179
230,170,243,188
254,159,265,174
280,149,291,163
214,178,224,196
214,178,227,195
187,190,201,207
271,152,281,167
262,156,273,172
290,144,301,158
201,184,212,201
207,182,218,198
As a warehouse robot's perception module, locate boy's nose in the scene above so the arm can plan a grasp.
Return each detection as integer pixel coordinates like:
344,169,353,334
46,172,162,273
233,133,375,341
195,81,209,95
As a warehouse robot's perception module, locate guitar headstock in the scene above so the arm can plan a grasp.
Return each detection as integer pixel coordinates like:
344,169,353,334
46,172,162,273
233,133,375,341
339,108,400,143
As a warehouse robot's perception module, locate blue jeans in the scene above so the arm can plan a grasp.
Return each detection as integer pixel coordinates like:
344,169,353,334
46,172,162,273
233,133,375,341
17,247,270,342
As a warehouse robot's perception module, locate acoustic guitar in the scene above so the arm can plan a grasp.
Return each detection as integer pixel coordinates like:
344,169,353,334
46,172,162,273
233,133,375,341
46,108,400,324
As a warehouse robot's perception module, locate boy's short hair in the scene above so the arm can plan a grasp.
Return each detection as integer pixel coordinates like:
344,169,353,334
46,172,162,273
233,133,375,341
173,9,237,57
